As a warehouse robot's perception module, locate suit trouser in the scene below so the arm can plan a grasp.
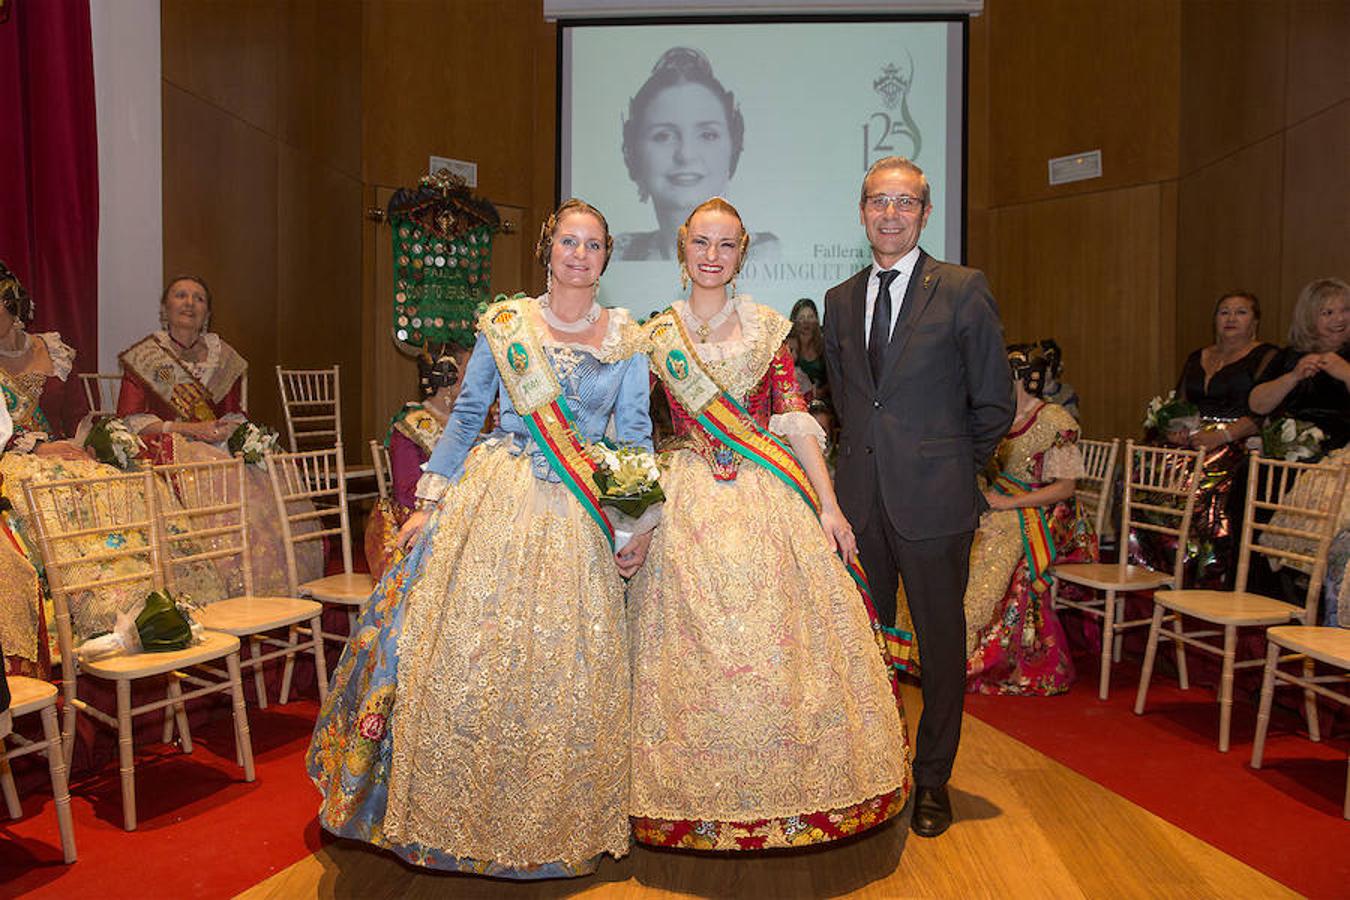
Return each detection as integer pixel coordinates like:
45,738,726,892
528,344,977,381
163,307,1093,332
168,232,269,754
856,488,972,789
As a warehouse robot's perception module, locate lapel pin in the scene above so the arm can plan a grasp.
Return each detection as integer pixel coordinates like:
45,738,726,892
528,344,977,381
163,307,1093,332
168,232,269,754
923,274,933,288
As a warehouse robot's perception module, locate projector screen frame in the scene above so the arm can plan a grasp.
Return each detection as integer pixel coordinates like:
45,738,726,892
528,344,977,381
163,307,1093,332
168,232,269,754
555,13,971,313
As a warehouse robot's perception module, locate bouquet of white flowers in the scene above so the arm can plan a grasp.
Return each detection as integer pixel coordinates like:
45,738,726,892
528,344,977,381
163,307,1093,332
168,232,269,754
83,415,144,470
227,421,280,465
1143,391,1199,435
585,441,664,550
1261,416,1325,462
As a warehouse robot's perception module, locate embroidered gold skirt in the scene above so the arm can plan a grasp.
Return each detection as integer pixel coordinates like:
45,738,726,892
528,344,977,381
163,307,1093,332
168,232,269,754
378,442,631,871
627,450,911,850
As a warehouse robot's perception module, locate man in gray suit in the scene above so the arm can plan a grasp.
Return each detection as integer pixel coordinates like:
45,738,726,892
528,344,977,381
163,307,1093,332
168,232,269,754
823,156,1013,838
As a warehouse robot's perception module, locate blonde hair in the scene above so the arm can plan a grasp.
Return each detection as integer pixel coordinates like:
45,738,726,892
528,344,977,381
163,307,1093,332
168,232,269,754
1288,277,1350,351
676,197,751,278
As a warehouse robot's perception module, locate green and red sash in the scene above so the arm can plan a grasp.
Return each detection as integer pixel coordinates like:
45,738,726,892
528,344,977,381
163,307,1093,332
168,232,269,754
478,298,614,549
646,310,912,676
990,472,1057,594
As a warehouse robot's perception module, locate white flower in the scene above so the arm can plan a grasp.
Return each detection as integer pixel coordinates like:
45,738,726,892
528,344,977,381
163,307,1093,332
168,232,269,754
1281,418,1297,442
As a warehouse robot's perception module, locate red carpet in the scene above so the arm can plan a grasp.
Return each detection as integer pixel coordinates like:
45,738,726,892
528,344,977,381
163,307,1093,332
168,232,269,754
5,648,1344,898
966,649,1349,900
0,699,324,900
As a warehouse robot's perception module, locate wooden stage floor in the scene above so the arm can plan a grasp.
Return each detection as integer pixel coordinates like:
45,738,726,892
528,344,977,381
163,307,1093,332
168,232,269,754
238,685,1295,899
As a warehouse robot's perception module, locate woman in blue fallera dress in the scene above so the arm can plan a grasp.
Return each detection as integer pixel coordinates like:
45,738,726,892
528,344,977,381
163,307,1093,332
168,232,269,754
306,200,654,877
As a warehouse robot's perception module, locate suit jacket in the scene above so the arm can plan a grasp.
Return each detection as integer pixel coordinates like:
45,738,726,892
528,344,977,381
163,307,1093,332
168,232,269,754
823,250,1013,540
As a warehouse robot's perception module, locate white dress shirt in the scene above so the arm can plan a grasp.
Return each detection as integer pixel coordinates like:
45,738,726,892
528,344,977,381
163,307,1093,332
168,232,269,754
863,245,922,349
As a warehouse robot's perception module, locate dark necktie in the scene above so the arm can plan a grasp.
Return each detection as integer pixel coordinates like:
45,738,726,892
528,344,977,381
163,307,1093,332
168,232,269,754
869,269,900,383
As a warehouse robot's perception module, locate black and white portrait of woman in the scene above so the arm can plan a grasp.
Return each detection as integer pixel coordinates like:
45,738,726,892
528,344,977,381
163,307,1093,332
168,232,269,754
616,47,779,262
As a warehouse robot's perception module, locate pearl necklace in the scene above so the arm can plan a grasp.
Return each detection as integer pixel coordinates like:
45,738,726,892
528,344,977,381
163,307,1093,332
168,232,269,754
539,294,601,334
0,330,29,359
682,295,736,342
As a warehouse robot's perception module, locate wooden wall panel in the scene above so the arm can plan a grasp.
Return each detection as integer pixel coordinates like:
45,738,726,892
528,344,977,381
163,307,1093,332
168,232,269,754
987,186,1171,442
163,1,363,442
276,146,365,449
985,0,1180,207
161,0,278,132
1175,135,1285,367
1178,0,1287,174
1285,0,1350,125
161,82,280,418
1280,101,1350,308
277,0,363,180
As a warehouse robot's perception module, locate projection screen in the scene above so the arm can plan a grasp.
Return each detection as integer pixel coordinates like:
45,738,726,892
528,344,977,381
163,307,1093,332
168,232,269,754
559,17,966,317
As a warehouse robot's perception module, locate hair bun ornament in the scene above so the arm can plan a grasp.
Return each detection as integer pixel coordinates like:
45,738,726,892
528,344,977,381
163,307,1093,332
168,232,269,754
653,46,713,77
0,260,35,323
417,343,461,398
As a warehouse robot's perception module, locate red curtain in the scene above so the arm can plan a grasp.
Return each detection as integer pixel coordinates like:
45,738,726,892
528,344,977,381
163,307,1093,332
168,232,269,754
0,0,98,436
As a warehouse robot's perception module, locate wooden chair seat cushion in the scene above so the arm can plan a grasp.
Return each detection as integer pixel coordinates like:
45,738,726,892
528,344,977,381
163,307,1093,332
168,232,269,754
301,572,374,604
1051,562,1173,591
194,596,323,634
4,675,58,717
1153,589,1301,625
1266,625,1350,668
81,629,241,679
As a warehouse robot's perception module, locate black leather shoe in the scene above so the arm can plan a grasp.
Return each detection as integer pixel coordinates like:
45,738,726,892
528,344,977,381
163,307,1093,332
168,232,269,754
910,784,953,837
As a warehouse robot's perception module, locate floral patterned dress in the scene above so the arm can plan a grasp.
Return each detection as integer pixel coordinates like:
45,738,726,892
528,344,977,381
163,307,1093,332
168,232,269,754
307,302,651,878
964,403,1096,694
0,333,130,677
627,299,910,851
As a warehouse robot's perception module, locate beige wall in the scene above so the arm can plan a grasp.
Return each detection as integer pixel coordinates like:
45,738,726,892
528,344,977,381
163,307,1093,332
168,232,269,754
161,1,1346,449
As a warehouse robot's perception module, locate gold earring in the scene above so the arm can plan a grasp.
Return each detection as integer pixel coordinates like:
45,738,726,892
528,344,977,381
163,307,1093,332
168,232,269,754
680,264,690,293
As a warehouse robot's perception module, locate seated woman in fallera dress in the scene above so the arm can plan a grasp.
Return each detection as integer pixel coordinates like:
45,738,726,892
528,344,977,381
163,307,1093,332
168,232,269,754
897,344,1096,695
0,262,128,678
363,345,466,580
306,199,654,877
116,275,320,596
628,197,910,851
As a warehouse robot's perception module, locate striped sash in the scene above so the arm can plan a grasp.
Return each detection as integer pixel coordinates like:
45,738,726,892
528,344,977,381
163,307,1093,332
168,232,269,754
647,310,912,676
479,298,614,549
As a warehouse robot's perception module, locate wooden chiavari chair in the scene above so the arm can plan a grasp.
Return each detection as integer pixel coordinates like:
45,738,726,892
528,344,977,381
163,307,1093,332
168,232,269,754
1137,455,1347,752
23,470,254,831
153,457,327,708
78,372,123,418
275,365,375,500
0,677,76,862
369,438,392,503
267,446,375,646
1050,442,1204,699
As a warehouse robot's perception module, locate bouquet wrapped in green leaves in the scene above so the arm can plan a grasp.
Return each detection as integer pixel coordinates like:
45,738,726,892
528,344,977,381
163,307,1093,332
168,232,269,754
75,590,204,661
227,421,280,465
1261,416,1325,462
586,441,665,550
83,415,144,470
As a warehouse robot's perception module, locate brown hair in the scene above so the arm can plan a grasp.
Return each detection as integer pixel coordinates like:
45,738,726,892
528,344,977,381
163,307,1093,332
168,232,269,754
676,196,750,278
534,199,614,274
160,275,213,331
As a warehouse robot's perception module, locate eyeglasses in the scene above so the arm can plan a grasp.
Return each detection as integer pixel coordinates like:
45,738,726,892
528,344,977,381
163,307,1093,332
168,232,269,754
864,193,924,212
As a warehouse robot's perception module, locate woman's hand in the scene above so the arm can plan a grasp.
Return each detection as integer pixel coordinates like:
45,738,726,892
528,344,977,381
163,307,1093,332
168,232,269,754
35,439,94,462
615,530,653,578
1164,427,1191,447
1314,351,1350,385
983,489,1013,511
396,509,430,551
1292,353,1324,381
818,504,858,563
1188,427,1229,451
